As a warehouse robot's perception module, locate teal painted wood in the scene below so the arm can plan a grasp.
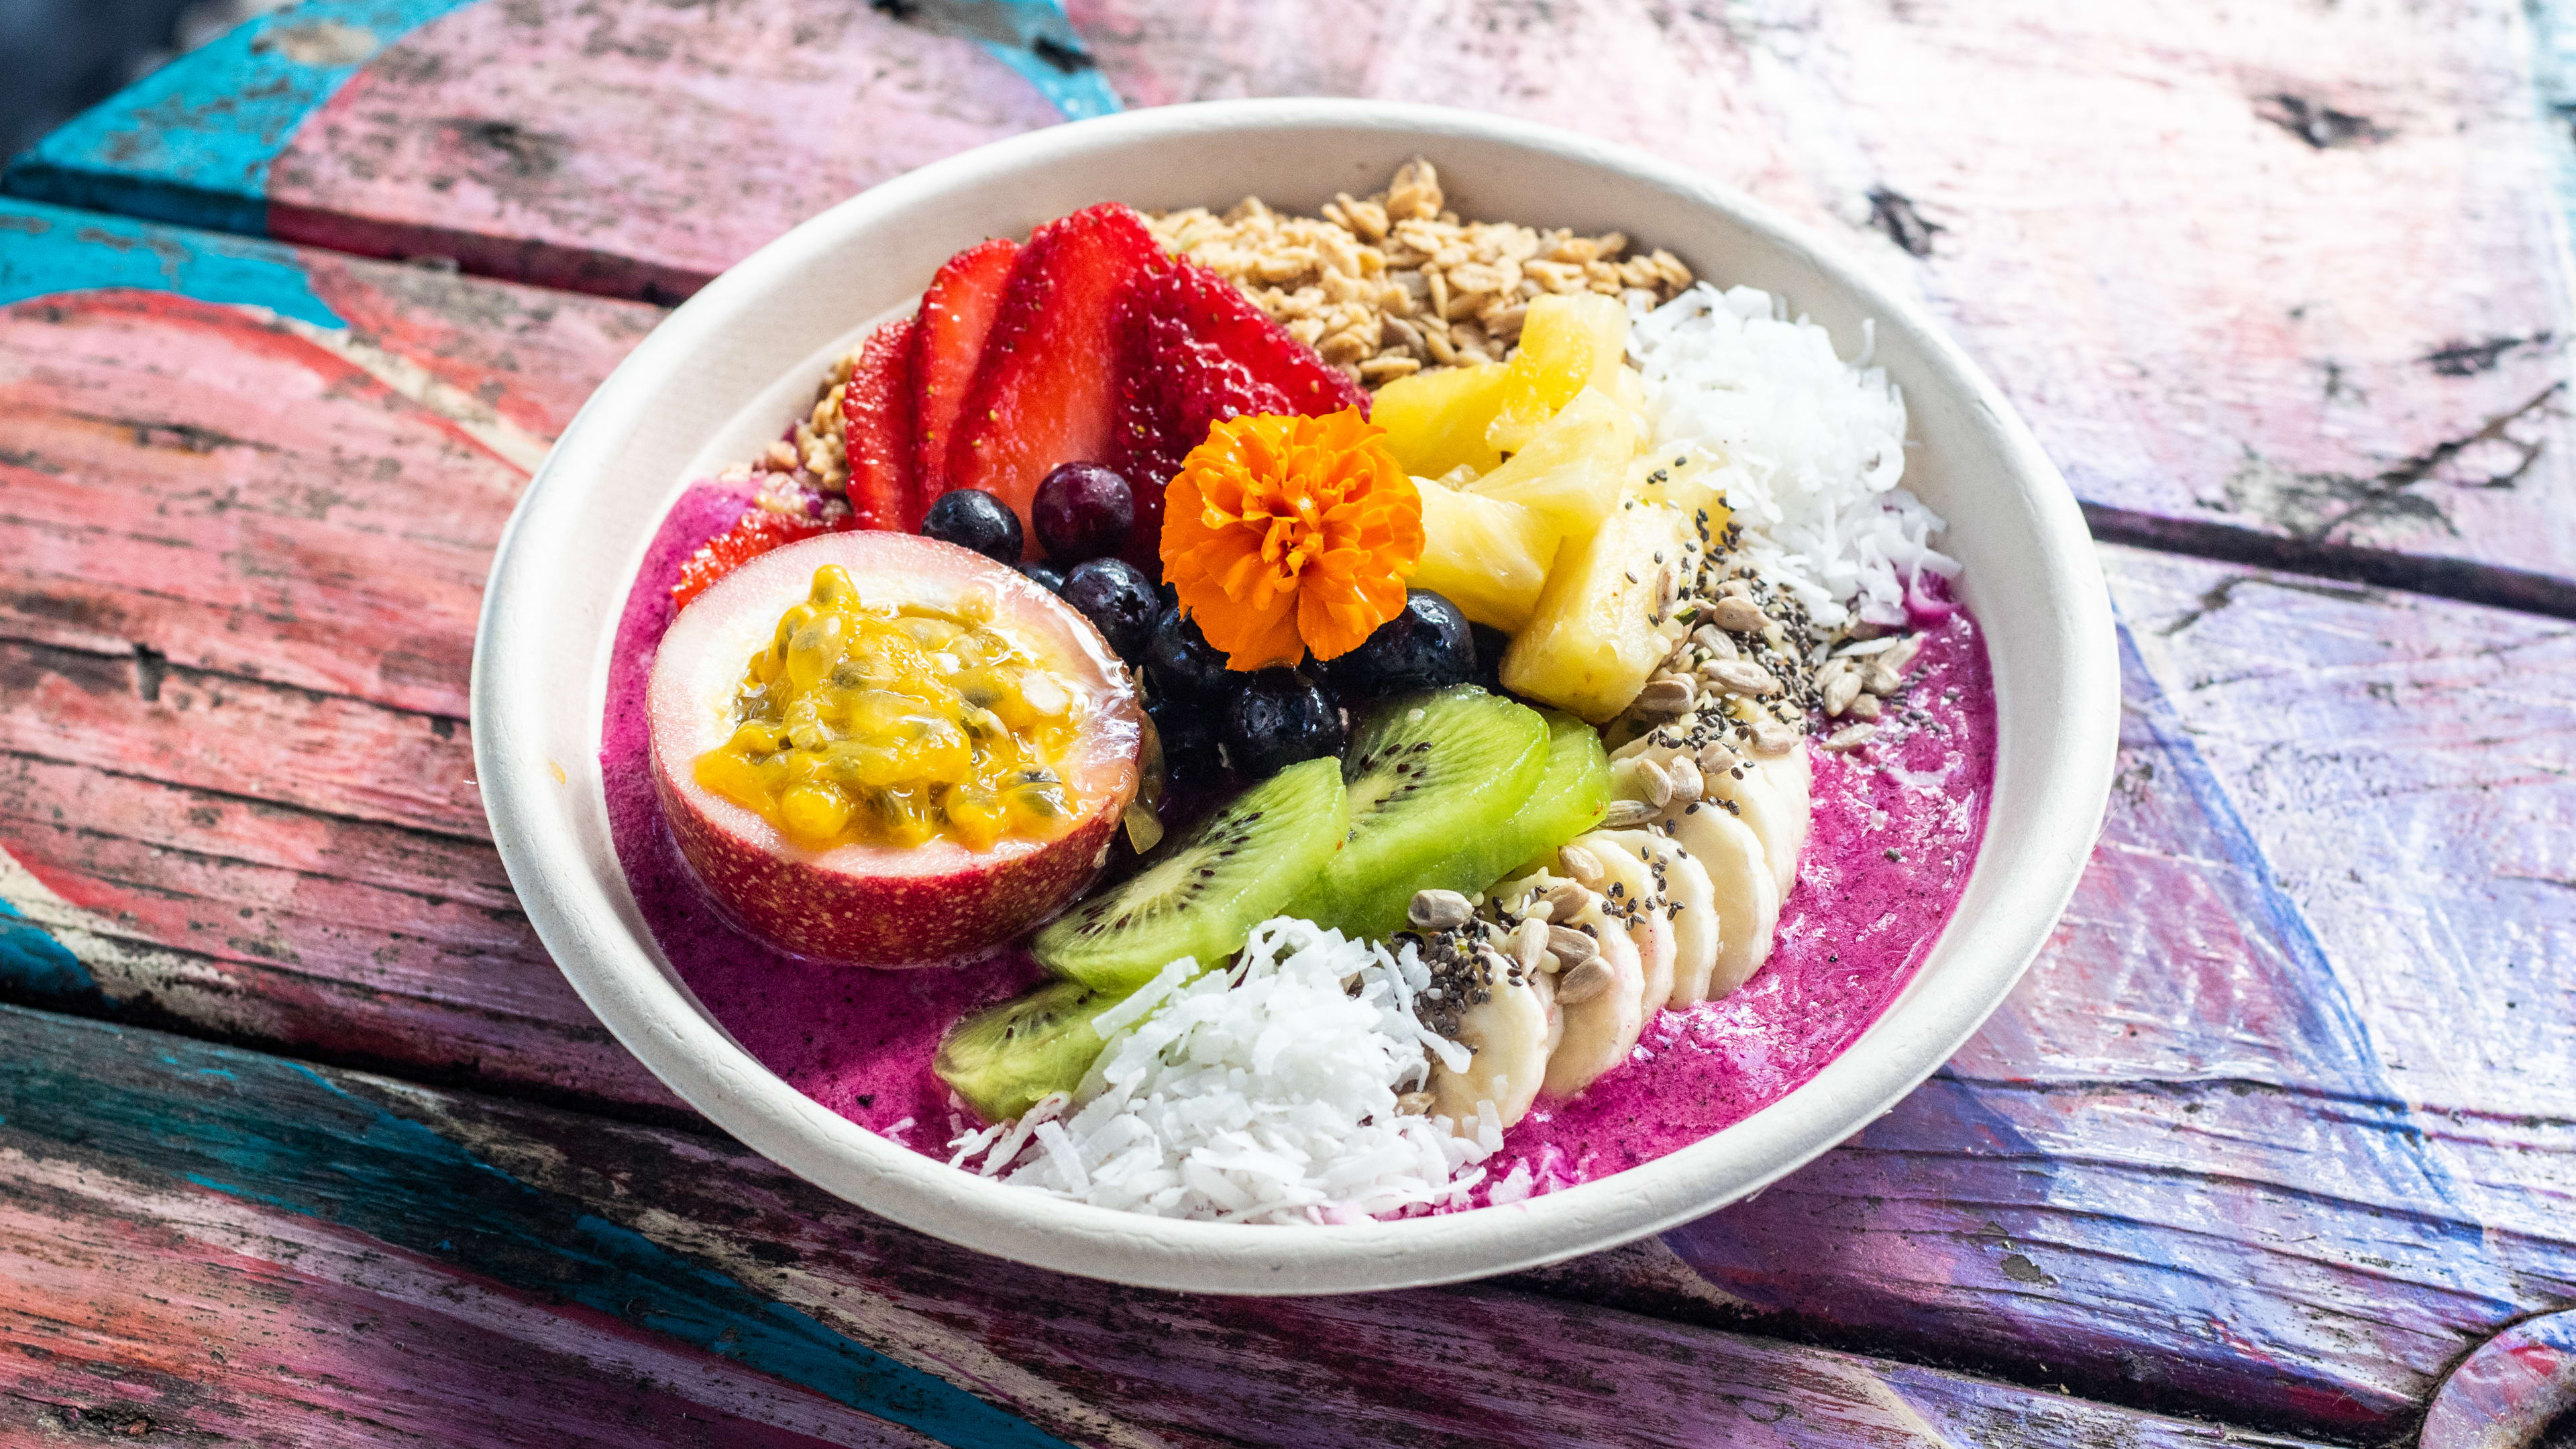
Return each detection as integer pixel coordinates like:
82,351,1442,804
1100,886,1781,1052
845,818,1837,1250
0,197,343,322
1,195,2570,1438
1,0,1108,298
0,1002,2339,1449
0,199,680,1110
3,0,482,238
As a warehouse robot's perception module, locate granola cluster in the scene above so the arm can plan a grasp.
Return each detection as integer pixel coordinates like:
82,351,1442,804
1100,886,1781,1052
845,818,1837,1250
1146,160,1695,386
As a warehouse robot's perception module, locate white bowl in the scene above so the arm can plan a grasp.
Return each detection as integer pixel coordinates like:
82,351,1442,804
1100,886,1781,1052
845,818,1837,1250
472,99,2118,1294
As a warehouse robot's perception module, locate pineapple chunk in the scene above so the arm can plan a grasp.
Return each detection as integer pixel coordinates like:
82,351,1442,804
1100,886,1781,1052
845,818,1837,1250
1373,363,1509,478
1466,386,1635,539
1486,293,1631,452
1627,444,1732,535
1501,499,1693,722
1413,476,1560,632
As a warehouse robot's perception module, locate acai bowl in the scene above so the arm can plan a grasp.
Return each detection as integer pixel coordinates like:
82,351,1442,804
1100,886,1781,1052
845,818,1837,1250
474,100,2118,1293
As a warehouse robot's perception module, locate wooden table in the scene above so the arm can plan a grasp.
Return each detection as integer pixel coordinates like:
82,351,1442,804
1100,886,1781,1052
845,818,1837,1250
2,1,2571,1444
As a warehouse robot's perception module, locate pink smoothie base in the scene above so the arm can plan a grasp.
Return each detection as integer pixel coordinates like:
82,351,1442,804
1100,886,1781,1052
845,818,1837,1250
602,480,1996,1204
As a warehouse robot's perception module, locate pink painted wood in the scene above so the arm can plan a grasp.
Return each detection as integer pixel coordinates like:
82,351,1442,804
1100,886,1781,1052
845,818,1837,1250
1073,0,2576,606
268,0,1068,301
23,0,2557,600
5,199,2575,1440
0,1002,2335,1449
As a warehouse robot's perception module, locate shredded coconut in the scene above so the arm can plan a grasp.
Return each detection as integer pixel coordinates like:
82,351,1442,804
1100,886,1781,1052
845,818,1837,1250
1629,282,1957,629
952,917,1493,1224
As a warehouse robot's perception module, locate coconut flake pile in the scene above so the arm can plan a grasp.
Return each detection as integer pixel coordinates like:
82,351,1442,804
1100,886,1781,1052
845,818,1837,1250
1629,282,1958,630
949,917,1500,1224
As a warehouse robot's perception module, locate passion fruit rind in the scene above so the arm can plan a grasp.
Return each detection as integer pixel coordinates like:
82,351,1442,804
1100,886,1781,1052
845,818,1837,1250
647,530,1144,967
656,761,1130,966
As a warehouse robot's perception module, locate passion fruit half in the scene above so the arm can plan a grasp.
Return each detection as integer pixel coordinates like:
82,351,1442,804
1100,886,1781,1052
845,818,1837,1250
647,529,1144,965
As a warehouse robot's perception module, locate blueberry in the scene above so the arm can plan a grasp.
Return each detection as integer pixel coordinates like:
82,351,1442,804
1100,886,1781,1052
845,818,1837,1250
1222,669,1346,778
1146,606,1231,700
921,488,1022,565
1469,622,1511,692
1032,462,1136,564
1328,589,1478,697
1018,560,1067,594
1146,695,1222,784
1059,558,1159,662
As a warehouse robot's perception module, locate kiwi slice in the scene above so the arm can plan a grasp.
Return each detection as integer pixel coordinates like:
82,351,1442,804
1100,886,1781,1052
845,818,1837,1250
1485,709,1615,880
935,979,1114,1124
1034,755,1350,992
1287,686,1550,940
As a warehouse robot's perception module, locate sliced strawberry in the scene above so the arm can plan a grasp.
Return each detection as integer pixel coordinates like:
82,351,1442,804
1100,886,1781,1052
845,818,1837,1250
912,237,1018,498
1107,259,1373,570
943,205,1167,544
840,317,920,530
672,506,826,610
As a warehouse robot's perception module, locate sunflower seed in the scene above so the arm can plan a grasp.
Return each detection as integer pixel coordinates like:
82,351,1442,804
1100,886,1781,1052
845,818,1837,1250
1696,741,1741,775
1848,693,1882,720
1823,670,1864,717
1633,677,1697,720
1880,635,1925,674
1408,888,1474,931
1666,755,1705,805
1542,881,1591,920
1560,844,1607,889
1545,925,1599,969
1747,720,1801,757
1862,662,1903,695
1711,596,1766,632
1823,722,1879,753
1554,957,1613,1004
1600,799,1658,828
1621,756,1674,808
1692,623,1739,660
1707,660,1780,696
1512,917,1552,973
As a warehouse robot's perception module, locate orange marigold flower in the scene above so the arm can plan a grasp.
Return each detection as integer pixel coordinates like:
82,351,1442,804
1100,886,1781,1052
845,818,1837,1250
1160,409,1424,670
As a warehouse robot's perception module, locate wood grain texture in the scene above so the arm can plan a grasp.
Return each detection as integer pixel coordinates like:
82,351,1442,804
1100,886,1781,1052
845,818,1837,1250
1071,0,2576,610
2419,1309,2576,1449
1524,549,2576,1436
5,137,2574,1444
0,1002,2336,1449
266,0,1075,301
0,203,677,1110
19,0,2570,600
1,209,2570,1433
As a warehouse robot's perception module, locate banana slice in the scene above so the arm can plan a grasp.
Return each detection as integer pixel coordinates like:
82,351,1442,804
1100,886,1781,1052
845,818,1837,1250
1667,802,1781,1000
1429,967,1558,1131
1610,727,1809,897
1607,828,1719,1006
1696,751,1804,897
1574,830,1672,1016
1542,910,1644,1097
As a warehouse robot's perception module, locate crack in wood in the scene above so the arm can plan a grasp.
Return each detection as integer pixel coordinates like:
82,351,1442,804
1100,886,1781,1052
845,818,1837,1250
1865,186,1942,258
2256,94,2392,150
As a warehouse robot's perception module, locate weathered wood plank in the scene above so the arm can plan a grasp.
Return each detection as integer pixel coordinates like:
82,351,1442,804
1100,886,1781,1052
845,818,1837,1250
0,202,680,1107
2,181,2571,1436
1526,548,2576,1434
1075,0,2576,610
3,517,2566,1432
0,0,1102,296
0,199,657,716
0,1003,2334,1449
45,0,2563,600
